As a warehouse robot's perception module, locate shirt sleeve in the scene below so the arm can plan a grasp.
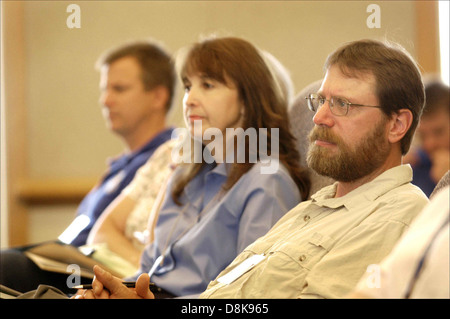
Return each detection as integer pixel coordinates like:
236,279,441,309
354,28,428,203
121,140,175,201
236,165,301,254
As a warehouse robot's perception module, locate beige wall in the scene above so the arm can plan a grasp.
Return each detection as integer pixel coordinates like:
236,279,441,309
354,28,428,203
2,1,422,246
24,0,417,178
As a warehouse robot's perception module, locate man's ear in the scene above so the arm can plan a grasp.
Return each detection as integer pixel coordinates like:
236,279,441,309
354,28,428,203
388,109,413,144
149,85,170,112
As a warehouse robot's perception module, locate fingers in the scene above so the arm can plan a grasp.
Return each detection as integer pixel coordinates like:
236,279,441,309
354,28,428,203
92,265,139,299
74,266,152,299
70,289,85,299
92,275,104,296
135,273,155,299
71,266,112,299
93,265,125,296
81,289,96,299
72,288,109,299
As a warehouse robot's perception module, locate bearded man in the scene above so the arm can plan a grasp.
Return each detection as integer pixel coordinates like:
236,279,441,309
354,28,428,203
197,39,429,299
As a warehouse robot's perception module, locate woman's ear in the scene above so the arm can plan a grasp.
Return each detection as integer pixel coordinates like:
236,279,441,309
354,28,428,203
388,108,413,144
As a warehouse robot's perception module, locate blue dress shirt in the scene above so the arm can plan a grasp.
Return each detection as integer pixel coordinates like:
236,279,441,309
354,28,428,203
133,159,302,296
69,128,174,246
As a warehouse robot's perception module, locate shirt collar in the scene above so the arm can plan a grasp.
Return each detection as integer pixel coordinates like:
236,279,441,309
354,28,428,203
107,127,175,167
207,162,230,177
140,127,175,154
310,164,413,210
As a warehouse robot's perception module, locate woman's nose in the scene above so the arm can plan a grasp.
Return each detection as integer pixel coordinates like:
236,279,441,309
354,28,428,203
183,87,199,108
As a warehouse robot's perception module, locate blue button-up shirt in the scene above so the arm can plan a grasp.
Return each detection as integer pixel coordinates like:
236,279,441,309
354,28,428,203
69,128,174,246
133,160,302,296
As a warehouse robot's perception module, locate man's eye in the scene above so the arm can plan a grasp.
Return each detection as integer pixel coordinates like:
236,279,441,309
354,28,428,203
184,84,191,92
335,98,348,108
113,86,128,93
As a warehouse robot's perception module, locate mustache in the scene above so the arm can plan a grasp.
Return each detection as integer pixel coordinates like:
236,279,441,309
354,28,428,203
308,126,342,145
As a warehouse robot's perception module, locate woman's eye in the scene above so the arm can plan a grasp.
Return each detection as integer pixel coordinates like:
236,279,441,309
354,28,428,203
202,81,214,89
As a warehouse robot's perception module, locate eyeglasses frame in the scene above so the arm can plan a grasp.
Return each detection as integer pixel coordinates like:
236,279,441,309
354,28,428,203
305,93,383,116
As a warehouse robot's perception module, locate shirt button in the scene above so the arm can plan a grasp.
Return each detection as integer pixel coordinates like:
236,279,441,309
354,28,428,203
303,215,310,222
299,255,307,262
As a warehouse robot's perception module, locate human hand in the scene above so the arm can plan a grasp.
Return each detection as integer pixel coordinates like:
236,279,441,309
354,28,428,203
73,265,155,299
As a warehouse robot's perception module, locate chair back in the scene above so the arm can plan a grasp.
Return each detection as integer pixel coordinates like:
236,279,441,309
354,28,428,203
430,170,450,198
288,80,335,198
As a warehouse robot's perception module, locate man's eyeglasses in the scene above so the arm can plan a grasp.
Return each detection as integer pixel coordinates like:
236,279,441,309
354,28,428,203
305,93,382,116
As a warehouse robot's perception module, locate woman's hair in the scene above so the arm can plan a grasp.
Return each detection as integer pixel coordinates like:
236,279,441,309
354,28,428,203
172,36,310,204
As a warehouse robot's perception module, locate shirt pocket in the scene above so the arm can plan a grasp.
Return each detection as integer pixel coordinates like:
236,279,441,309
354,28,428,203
271,232,336,271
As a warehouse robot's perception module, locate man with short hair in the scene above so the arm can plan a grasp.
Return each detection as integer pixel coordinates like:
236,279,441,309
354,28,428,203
0,40,176,294
79,39,429,299
68,40,176,246
199,39,429,298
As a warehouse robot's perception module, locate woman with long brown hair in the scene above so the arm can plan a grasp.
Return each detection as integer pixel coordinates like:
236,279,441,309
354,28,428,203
83,36,310,299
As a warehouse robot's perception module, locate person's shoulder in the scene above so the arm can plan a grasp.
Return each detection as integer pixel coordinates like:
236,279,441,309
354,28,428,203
371,183,429,224
243,161,297,188
383,182,429,203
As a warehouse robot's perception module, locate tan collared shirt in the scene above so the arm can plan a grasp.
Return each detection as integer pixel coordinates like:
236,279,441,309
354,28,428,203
200,165,429,299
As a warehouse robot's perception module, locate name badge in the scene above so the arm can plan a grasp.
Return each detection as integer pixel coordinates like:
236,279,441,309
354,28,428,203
217,254,266,285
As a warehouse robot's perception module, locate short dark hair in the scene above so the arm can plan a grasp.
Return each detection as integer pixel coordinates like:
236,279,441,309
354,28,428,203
96,40,176,112
325,39,425,155
422,78,450,117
